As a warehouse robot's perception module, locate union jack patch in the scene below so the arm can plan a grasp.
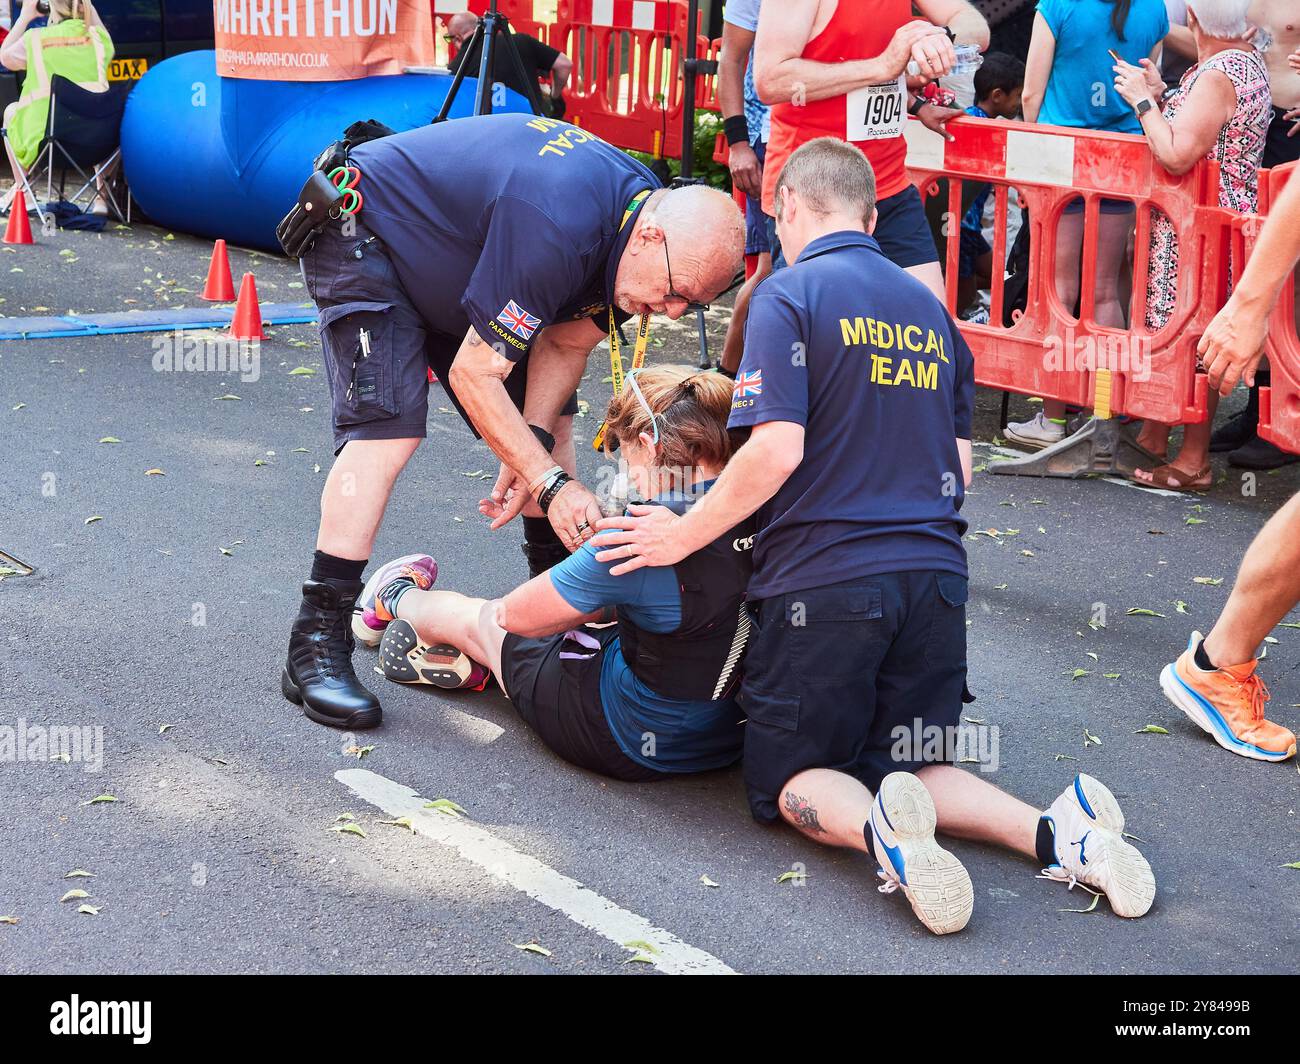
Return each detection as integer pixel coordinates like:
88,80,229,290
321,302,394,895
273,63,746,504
733,370,763,398
496,300,541,340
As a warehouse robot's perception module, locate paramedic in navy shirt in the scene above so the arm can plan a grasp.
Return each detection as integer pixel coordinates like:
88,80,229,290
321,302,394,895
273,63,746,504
283,112,743,732
594,137,1156,935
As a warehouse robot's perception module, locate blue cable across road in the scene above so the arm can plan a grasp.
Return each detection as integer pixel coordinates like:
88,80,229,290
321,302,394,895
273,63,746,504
0,303,318,340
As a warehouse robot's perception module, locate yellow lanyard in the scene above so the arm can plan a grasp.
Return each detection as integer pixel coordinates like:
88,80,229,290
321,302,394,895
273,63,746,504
592,190,653,452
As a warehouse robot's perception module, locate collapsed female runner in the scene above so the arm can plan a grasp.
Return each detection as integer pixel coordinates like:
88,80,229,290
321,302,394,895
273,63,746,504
352,365,756,781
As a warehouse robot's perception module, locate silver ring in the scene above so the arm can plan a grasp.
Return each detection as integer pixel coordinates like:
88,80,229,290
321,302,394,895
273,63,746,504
576,521,590,533
625,544,633,558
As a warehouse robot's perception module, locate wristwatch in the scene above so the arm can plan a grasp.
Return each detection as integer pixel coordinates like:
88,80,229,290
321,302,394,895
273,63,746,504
908,95,927,116
1134,97,1155,119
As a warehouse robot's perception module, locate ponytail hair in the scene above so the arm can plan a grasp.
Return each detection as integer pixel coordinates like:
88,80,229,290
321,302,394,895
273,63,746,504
51,0,86,21
602,364,735,472
1109,0,1132,41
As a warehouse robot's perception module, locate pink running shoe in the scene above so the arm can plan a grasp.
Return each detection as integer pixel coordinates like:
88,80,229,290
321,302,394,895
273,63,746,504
351,554,437,647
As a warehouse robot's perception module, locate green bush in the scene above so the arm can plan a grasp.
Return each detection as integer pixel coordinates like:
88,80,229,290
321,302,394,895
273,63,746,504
627,111,729,191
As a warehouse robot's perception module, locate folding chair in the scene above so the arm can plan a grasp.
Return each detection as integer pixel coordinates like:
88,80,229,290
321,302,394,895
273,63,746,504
0,123,52,231
8,74,131,225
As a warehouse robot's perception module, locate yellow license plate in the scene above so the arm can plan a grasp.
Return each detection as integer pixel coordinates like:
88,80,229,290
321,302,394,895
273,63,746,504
107,58,148,82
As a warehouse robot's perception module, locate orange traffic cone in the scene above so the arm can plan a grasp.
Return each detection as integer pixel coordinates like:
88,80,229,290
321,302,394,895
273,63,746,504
3,188,34,245
229,272,266,340
202,239,235,301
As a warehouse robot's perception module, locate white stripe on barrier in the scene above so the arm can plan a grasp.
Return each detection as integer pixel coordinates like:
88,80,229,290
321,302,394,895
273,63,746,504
903,119,947,172
632,0,656,31
1005,129,1075,188
592,0,615,26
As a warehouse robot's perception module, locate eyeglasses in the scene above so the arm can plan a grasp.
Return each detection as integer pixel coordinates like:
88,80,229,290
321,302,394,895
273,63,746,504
662,236,710,313
443,33,469,45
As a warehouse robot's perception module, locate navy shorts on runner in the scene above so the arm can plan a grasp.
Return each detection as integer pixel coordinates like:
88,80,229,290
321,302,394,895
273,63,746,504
303,218,576,455
872,184,941,270
744,140,771,257
769,184,938,273
502,625,667,783
740,570,972,823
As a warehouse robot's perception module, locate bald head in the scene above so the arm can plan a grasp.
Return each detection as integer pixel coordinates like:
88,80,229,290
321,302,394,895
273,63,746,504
642,185,744,303
612,184,743,320
447,12,477,38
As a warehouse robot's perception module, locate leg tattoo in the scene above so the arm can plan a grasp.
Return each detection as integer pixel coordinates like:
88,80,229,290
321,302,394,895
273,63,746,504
784,792,826,835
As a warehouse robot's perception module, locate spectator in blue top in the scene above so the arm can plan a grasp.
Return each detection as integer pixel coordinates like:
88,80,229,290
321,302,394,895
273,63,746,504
956,51,1026,320
1006,0,1170,450
594,137,1157,935
359,365,754,781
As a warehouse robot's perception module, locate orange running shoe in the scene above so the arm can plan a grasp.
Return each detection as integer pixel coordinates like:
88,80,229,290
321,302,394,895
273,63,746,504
1160,632,1296,762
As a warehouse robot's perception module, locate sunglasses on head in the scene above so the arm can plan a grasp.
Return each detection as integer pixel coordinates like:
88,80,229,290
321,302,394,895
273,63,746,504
605,371,706,452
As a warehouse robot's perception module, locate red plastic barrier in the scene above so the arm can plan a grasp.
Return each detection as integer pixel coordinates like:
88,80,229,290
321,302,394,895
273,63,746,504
466,0,550,41
1254,161,1300,456
908,115,1223,428
550,0,701,158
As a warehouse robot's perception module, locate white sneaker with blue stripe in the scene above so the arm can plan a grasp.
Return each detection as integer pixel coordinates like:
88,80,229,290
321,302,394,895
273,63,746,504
1039,774,1156,918
869,772,974,935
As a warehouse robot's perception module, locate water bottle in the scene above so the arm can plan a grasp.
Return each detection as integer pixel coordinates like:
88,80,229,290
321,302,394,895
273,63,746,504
908,44,983,78
599,469,631,518
950,45,984,76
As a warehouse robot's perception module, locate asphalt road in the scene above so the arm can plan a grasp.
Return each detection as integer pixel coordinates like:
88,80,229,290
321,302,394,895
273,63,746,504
1,220,1297,975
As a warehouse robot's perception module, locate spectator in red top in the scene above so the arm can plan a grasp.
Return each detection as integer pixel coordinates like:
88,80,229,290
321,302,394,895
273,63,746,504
754,0,989,299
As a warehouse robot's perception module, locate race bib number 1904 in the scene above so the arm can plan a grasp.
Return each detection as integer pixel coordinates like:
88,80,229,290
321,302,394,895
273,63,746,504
846,77,906,141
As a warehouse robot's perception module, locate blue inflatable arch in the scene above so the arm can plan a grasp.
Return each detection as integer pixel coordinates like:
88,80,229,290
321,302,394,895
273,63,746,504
121,50,530,251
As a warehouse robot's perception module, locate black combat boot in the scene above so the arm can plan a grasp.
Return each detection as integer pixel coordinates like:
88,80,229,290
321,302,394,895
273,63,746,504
282,579,381,729
521,541,570,580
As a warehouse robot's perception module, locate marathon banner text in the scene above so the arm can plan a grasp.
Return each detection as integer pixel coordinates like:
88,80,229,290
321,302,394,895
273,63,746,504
214,0,438,81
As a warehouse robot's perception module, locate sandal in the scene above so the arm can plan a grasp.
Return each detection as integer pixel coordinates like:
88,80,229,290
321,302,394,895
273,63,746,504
1127,463,1212,491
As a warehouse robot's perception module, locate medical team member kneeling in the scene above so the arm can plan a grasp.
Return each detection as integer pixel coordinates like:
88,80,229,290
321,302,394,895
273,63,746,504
353,367,755,780
594,138,1157,934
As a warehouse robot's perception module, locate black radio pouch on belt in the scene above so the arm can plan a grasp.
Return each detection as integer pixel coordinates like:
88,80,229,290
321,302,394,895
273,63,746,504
276,119,398,259
276,170,347,259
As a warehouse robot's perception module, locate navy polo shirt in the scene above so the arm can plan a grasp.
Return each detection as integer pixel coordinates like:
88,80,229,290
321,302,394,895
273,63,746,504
348,112,660,355
728,231,975,601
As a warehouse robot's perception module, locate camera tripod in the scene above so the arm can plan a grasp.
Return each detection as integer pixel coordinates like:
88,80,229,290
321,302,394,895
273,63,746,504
433,0,546,122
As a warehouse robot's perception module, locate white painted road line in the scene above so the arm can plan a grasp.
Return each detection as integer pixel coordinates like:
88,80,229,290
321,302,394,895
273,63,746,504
1099,476,1187,499
335,769,737,975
